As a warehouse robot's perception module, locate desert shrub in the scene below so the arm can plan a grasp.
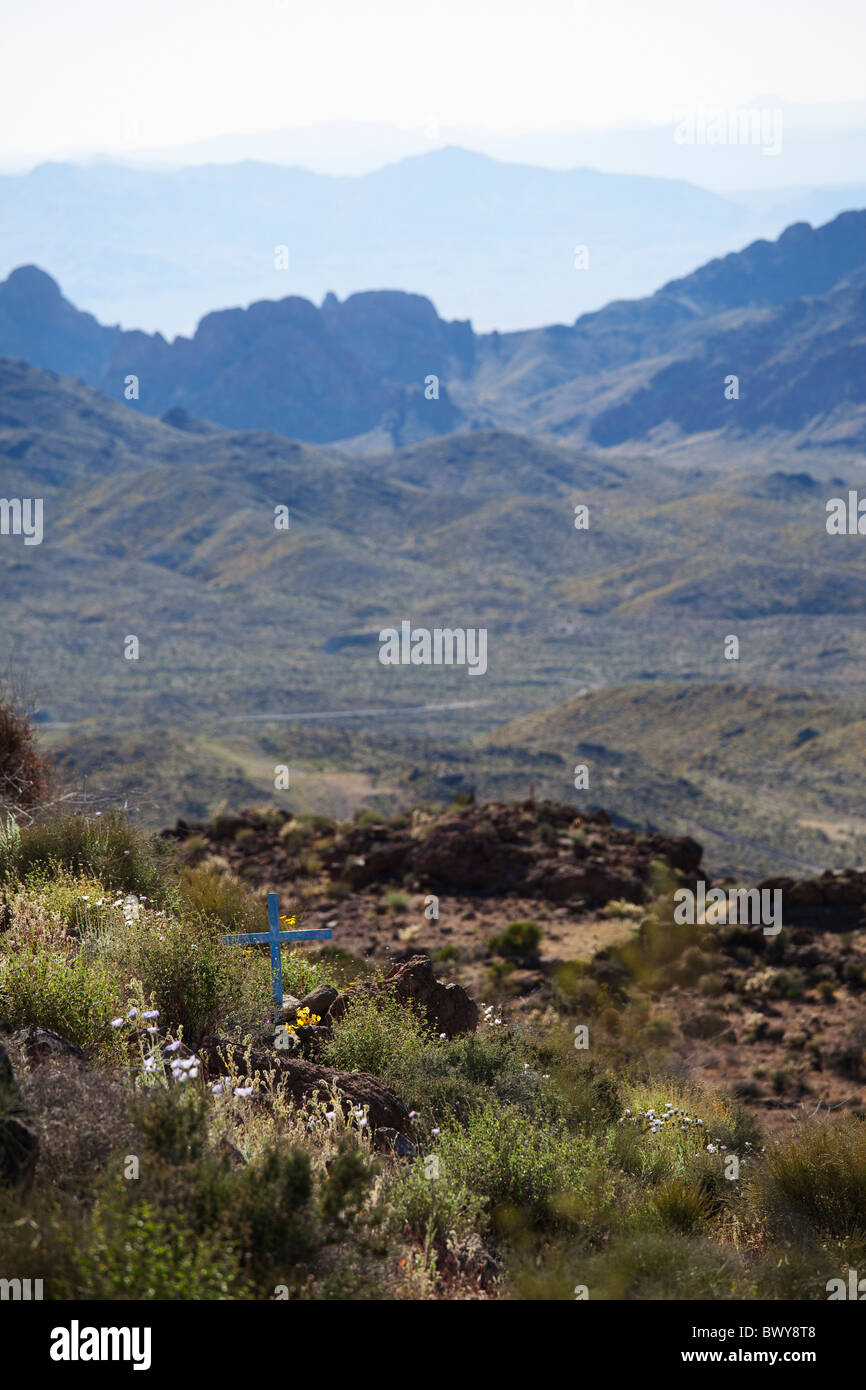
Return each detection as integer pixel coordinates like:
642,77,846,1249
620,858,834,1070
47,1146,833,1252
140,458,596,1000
611,883,710,986
0,693,50,815
432,1102,599,1226
129,1098,379,1286
98,913,269,1041
733,1079,762,1100
191,1147,321,1272
0,942,126,1059
2,1074,384,1300
18,868,130,938
62,1198,250,1300
551,959,613,1016
398,1027,556,1125
312,945,375,988
642,1177,714,1235
753,1116,866,1240
13,1051,136,1190
383,891,409,912
751,1243,848,1301
171,865,263,933
772,968,806,1000
279,951,332,1000
516,1232,746,1301
560,1063,624,1132
827,1023,866,1079
132,1085,210,1166
0,812,166,899
298,813,334,834
322,992,431,1085
448,792,475,808
616,1080,760,1183
602,899,644,921
677,945,710,985
387,1149,485,1242
325,879,352,901
435,945,458,962
488,920,541,961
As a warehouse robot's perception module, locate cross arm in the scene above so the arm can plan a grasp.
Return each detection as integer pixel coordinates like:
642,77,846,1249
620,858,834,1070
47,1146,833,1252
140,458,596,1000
278,928,334,942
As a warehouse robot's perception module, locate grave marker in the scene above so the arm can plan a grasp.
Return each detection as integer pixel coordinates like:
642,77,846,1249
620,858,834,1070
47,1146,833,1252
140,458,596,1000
221,892,332,1012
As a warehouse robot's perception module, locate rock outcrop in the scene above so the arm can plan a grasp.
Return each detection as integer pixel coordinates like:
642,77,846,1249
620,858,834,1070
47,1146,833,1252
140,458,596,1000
198,1039,412,1136
329,955,479,1038
163,799,705,908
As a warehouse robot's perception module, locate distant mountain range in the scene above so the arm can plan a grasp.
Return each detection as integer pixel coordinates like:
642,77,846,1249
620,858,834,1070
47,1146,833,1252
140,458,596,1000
2,148,865,337
3,208,866,452
92,106,866,190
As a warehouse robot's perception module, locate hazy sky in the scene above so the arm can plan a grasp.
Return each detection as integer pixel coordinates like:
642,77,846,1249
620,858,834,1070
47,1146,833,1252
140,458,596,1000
3,0,865,163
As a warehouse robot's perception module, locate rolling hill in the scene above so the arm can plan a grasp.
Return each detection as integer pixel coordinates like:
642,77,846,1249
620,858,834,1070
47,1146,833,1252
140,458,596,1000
4,356,866,875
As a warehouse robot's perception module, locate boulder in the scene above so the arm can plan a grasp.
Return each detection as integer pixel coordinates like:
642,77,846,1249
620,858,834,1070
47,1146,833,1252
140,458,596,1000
298,984,340,1019
330,954,478,1038
524,858,640,904
9,1026,86,1067
198,1038,412,1134
274,994,302,1025
408,822,528,890
374,1127,417,1158
644,833,703,876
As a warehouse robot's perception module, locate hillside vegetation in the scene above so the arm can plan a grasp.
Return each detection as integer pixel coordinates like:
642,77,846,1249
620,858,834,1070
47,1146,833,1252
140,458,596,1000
2,809,865,1300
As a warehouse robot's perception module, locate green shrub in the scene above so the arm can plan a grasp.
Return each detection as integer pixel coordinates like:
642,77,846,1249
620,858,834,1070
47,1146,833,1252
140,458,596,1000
0,812,166,899
433,1102,598,1225
387,1149,485,1242
560,1063,624,1132
297,813,334,834
99,914,269,1041
398,1028,555,1126
488,921,542,961
772,968,806,1001
66,1199,249,1299
22,868,114,933
518,1232,745,1300
322,992,431,1085
0,943,126,1059
644,1178,713,1235
172,865,264,933
131,1085,210,1166
754,1116,866,1240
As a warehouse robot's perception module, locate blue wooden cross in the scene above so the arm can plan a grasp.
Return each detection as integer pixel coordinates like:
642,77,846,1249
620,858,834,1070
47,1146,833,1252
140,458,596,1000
221,893,332,1012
